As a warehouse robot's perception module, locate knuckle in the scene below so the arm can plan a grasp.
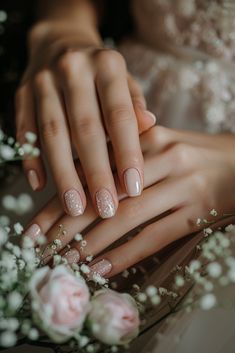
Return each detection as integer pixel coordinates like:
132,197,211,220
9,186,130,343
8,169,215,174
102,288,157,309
40,118,61,139
57,51,85,77
185,214,199,233
171,143,191,166
108,105,134,127
95,49,125,73
33,70,51,92
148,125,169,147
73,117,98,138
122,199,143,222
192,172,207,193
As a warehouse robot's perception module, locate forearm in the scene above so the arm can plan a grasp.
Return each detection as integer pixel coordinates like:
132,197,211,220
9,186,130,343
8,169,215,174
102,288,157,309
36,0,99,28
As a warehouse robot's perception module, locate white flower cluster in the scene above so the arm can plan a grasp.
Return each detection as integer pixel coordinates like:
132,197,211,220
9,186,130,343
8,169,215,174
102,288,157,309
183,225,235,311
0,225,38,347
0,129,39,164
2,194,33,215
0,221,140,350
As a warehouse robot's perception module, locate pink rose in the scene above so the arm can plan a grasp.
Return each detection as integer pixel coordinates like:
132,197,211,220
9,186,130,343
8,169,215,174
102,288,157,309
29,265,90,342
88,289,140,345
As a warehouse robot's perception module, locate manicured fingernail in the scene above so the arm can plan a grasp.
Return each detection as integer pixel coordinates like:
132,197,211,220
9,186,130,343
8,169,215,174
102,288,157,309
28,170,40,191
64,189,84,217
96,189,115,219
24,224,42,242
89,259,112,277
63,248,80,264
144,110,157,125
124,168,142,197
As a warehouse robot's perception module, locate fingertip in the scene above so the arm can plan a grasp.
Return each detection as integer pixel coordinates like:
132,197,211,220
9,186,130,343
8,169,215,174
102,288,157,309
135,106,157,134
123,167,142,197
27,169,40,191
144,110,157,126
63,188,86,217
95,188,117,219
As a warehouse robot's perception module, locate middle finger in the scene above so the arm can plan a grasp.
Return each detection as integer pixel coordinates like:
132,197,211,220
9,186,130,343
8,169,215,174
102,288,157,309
61,61,118,219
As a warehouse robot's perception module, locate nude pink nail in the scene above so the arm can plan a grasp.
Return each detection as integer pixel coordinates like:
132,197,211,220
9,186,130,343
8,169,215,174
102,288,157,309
96,189,115,219
124,168,142,197
63,248,80,264
64,189,84,217
28,170,40,191
89,259,112,277
24,224,42,242
145,110,157,125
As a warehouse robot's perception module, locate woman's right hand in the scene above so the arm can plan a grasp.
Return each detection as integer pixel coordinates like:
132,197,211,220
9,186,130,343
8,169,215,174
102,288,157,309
15,20,156,218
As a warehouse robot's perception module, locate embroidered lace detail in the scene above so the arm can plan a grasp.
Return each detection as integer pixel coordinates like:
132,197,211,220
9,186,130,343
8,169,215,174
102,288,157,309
132,0,235,61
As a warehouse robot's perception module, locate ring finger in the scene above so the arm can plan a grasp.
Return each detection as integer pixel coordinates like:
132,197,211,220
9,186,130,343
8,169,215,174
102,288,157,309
34,70,85,217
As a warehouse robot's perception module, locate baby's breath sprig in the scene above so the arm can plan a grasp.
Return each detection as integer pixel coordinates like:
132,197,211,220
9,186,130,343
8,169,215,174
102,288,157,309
0,129,39,165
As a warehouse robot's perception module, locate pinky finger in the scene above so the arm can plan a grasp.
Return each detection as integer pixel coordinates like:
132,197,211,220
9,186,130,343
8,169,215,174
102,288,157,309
89,208,194,278
15,83,46,190
128,75,156,134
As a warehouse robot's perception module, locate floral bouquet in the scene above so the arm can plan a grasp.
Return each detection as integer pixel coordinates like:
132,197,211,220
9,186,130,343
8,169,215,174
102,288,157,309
0,226,141,352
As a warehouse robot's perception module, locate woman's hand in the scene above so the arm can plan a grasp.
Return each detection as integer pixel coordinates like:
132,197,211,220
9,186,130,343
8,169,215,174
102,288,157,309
24,127,235,277
16,20,156,218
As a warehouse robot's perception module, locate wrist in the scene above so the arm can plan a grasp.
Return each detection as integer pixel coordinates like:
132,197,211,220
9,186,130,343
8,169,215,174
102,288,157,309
28,20,102,57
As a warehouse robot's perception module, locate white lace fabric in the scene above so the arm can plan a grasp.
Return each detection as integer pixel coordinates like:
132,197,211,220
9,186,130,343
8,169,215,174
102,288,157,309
119,0,235,133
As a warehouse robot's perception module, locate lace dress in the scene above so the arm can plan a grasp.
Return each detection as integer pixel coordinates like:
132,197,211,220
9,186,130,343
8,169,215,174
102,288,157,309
119,0,235,133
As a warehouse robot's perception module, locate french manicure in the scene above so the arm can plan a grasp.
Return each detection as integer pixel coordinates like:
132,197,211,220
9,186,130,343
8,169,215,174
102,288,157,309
64,189,84,217
24,224,42,242
89,259,112,277
124,168,142,197
28,170,40,191
63,248,80,264
145,110,157,125
96,189,116,219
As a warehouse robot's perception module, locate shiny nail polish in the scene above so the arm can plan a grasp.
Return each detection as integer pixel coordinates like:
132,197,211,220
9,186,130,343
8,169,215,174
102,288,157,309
24,224,42,242
124,168,142,197
89,259,112,277
64,189,84,217
63,248,80,264
28,170,40,191
96,189,115,219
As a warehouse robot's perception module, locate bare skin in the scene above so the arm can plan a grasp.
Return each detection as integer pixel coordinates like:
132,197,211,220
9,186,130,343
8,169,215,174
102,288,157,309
16,0,156,218
25,127,235,277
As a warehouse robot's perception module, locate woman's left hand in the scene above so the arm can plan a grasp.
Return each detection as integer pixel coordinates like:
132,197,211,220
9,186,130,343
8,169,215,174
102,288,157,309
25,127,235,277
